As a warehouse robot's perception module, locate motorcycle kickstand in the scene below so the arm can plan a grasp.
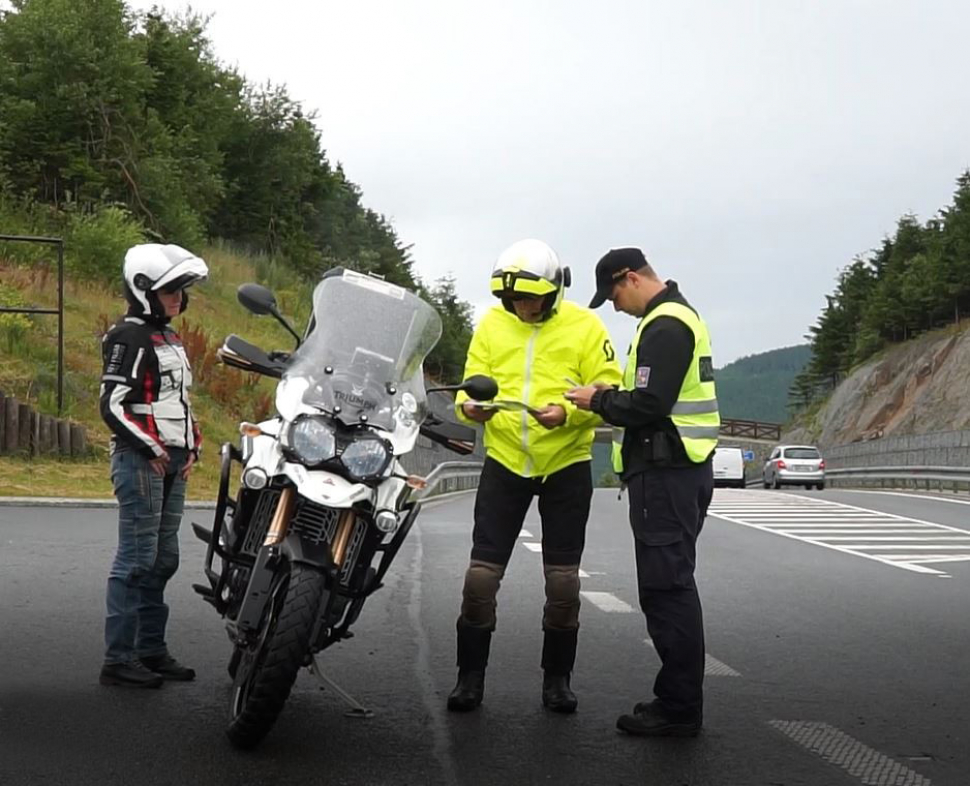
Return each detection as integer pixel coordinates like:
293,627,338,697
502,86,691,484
309,655,375,719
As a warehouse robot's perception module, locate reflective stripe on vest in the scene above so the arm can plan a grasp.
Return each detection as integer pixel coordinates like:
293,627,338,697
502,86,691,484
612,301,720,472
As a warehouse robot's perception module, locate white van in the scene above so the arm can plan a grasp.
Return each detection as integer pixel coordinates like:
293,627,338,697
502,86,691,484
713,447,745,488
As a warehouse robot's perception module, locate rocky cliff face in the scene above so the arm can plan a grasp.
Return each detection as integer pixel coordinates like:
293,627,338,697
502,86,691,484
787,325,970,448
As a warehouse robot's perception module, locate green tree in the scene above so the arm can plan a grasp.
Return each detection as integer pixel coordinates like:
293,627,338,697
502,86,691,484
0,0,152,208
424,276,474,382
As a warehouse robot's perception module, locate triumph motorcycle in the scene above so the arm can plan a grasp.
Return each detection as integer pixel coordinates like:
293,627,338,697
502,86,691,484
191,269,496,749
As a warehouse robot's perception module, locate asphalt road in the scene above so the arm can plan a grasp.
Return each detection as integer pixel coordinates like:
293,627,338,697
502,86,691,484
1,487,968,785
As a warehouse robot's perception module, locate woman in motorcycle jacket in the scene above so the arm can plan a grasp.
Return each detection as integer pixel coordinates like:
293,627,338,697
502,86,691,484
447,239,622,714
98,243,208,688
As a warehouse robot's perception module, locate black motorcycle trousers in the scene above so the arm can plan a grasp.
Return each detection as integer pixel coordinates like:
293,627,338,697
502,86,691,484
460,457,592,632
627,461,713,719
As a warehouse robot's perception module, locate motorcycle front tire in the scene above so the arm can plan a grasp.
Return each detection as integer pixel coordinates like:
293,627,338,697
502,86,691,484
225,563,326,749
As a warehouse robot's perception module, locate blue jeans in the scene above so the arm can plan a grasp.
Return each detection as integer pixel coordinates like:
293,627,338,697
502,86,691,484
104,447,189,665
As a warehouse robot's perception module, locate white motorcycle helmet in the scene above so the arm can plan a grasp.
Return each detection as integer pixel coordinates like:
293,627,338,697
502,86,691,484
490,239,571,320
123,243,209,318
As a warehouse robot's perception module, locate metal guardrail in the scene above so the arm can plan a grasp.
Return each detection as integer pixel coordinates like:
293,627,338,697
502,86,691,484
412,460,484,501
594,418,783,445
825,465,970,492
738,466,970,493
407,461,970,496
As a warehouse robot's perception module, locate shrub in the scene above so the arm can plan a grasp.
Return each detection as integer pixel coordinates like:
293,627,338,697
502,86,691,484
0,282,32,351
64,206,145,283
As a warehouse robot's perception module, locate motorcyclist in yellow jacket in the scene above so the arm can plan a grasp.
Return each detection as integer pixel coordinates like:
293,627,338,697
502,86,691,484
447,239,622,714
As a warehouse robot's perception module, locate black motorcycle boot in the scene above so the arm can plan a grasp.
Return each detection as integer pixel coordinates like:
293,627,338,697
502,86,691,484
99,661,164,689
139,653,196,681
541,628,578,714
447,620,492,712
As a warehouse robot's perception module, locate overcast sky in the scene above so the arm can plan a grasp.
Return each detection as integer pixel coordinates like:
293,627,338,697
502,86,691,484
129,0,970,365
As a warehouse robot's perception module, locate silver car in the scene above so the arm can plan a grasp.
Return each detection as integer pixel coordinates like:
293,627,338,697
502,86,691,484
763,445,825,490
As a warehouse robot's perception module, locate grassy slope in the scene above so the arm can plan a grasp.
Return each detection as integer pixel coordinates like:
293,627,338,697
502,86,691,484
0,245,305,499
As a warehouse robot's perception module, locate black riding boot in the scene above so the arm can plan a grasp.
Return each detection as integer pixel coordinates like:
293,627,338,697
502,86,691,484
541,628,578,714
447,620,492,712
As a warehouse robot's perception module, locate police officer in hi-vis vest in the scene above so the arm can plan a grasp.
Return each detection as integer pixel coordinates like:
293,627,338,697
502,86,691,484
566,247,718,737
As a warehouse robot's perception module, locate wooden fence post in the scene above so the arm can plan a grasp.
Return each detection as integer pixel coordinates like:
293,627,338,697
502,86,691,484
70,424,86,456
17,403,31,456
29,410,40,456
57,420,71,457
39,415,53,454
4,397,18,453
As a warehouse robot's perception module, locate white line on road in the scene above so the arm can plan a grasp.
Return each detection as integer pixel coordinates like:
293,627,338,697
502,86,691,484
709,489,970,576
519,529,533,538
769,721,931,786
581,591,634,613
522,542,542,553
643,639,741,676
836,488,970,507
805,535,970,541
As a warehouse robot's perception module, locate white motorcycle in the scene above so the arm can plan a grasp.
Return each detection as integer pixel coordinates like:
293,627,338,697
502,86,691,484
192,269,496,749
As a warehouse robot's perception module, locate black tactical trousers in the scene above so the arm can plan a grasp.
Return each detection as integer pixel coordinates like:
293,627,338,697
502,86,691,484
627,461,713,719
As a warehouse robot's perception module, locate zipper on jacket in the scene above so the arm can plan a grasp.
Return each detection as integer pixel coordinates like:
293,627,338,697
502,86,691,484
162,330,194,450
520,325,539,476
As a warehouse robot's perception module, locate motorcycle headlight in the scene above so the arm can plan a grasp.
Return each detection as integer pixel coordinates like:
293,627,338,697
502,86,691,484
340,436,391,480
289,417,336,465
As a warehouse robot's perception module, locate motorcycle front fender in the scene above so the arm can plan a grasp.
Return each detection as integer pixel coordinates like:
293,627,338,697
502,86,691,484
281,462,372,508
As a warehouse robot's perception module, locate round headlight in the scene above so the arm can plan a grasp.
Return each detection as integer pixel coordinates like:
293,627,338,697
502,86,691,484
290,417,336,465
242,467,268,490
340,437,391,480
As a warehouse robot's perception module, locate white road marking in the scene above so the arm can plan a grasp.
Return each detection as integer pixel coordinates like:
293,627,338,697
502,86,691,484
643,639,741,676
769,721,931,785
710,489,970,576
837,488,970,507
519,529,534,538
581,591,634,613
807,536,970,541
519,546,593,578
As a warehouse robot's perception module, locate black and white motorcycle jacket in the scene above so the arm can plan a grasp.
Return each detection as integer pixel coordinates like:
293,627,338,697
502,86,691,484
99,313,202,459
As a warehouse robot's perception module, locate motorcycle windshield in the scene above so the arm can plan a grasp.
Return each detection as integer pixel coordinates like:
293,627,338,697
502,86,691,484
284,271,442,430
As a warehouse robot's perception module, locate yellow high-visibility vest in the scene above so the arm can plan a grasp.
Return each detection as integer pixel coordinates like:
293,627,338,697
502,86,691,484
612,301,719,473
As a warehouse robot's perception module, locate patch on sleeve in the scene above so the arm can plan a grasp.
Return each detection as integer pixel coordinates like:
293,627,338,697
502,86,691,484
105,343,127,375
699,356,714,382
602,338,615,362
635,365,651,388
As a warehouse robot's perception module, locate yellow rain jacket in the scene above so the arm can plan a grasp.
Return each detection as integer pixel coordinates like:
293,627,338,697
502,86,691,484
456,301,622,478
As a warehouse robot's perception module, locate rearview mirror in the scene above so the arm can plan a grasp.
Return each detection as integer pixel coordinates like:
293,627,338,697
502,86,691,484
461,374,498,401
237,283,302,348
426,374,498,401
237,283,278,316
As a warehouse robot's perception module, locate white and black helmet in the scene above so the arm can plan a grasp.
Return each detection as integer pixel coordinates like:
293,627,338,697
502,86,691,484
123,244,209,318
490,239,571,320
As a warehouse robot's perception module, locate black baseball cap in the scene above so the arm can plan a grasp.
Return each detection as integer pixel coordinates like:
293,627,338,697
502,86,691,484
588,247,649,308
